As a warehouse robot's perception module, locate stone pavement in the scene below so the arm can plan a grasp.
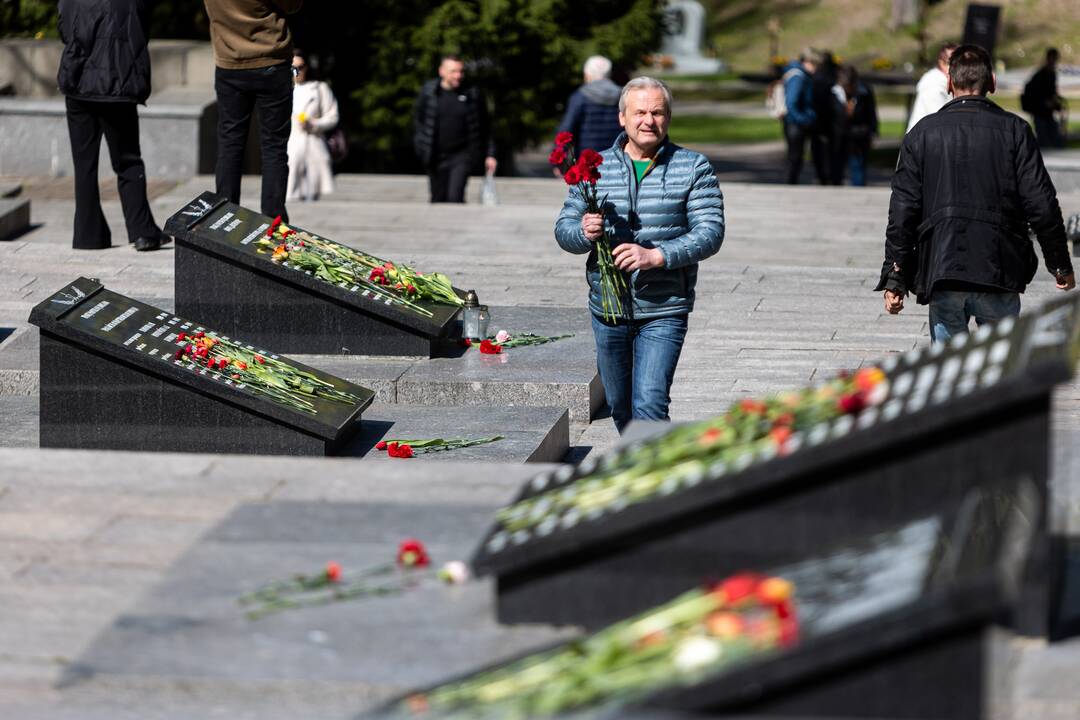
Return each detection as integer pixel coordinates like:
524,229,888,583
2,173,1080,718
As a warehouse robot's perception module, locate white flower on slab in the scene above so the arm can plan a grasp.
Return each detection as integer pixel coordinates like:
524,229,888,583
495,330,512,344
673,636,723,673
439,560,471,585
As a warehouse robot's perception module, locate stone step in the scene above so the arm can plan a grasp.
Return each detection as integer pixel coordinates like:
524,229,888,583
0,394,568,464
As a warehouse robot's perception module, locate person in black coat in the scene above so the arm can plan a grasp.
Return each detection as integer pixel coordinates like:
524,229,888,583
412,55,497,203
1022,48,1065,149
57,0,169,251
876,45,1075,343
830,66,878,186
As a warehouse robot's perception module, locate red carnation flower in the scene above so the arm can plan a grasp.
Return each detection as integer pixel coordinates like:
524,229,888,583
563,164,583,185
579,149,603,168
194,331,205,338
173,350,182,360
554,131,573,147
479,339,502,354
582,164,601,184
254,355,265,364
386,441,400,457
177,332,187,341
548,147,567,166
396,444,414,459
325,561,342,583
838,392,866,415
397,539,430,567
267,215,282,236
375,440,387,451
716,573,763,605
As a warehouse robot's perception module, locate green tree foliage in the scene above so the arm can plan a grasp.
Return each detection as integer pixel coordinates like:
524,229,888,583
295,0,664,172
0,0,59,37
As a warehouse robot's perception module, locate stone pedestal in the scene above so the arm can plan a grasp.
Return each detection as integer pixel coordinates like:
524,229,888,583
28,277,374,456
166,192,464,357
473,295,1080,638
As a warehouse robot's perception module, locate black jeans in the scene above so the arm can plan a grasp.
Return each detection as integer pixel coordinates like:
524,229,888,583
65,97,160,249
429,150,471,203
214,63,292,220
784,120,810,185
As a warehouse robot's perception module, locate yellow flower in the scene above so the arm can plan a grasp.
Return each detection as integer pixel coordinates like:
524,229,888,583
297,112,308,123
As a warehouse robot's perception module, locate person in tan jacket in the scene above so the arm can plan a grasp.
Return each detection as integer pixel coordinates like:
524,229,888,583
203,0,303,221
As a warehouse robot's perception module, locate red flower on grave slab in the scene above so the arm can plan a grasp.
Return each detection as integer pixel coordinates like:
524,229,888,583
772,412,794,427
194,331,205,338
173,350,182,360
698,427,723,447
756,576,794,606
715,573,763,606
267,215,282,236
396,444,414,458
375,440,387,451
739,399,766,416
325,561,342,583
254,355,265,364
478,339,502,354
397,539,430,567
177,332,187,341
768,425,793,449
838,392,865,415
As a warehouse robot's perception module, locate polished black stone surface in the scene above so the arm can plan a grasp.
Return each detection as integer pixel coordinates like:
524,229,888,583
474,294,1080,637
166,192,463,357
29,277,375,456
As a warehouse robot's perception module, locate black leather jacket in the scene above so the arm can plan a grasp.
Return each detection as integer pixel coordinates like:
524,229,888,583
57,0,152,104
877,96,1072,304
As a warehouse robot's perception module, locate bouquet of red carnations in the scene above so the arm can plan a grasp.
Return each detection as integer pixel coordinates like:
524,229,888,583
550,132,627,322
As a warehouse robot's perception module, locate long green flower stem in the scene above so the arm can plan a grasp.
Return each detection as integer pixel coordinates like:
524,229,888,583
494,374,882,534
179,334,363,414
381,437,504,454
488,333,574,348
406,586,768,717
578,180,627,322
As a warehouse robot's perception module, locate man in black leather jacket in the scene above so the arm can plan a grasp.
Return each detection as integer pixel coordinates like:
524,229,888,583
876,44,1075,343
57,0,169,251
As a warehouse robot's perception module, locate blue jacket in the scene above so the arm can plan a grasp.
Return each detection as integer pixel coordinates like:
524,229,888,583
783,62,815,128
556,79,624,153
554,133,725,320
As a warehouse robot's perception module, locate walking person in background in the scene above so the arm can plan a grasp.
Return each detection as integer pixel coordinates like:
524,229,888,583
906,42,956,133
555,77,724,434
831,66,878,186
781,49,820,184
810,50,838,184
413,55,497,203
1022,48,1066,150
57,0,170,252
287,49,339,202
555,55,624,154
204,0,303,221
877,45,1074,343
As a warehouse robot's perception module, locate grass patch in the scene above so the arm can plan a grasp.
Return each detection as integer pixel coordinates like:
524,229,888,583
668,115,906,145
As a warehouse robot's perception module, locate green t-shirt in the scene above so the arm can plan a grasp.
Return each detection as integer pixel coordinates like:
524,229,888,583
632,159,652,184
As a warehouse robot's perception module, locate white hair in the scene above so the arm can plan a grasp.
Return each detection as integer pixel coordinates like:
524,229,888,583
583,55,612,82
618,76,672,114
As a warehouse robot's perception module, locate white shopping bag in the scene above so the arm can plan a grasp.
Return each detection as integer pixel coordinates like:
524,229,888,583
480,171,499,206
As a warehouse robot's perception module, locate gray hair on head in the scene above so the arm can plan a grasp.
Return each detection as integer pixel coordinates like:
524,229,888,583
618,76,672,114
583,55,612,81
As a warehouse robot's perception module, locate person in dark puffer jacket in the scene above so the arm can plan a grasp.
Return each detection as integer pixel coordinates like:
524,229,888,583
555,77,725,434
555,55,623,154
412,54,497,203
57,0,169,251
877,44,1075,343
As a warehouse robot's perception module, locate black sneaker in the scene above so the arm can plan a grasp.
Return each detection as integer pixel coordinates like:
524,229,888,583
134,235,162,251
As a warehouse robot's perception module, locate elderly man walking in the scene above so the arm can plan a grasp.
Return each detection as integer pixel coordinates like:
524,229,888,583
555,77,725,434
555,55,623,154
877,45,1074,343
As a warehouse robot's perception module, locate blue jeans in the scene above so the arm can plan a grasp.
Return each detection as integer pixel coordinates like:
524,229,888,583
928,290,1020,344
591,314,689,434
848,152,867,187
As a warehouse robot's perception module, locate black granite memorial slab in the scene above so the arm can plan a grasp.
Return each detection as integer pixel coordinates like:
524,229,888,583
472,294,1080,637
28,277,375,456
165,192,465,357
374,486,1037,720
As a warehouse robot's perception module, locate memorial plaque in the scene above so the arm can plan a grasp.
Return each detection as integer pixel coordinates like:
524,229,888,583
379,487,1036,719
165,192,465,357
29,277,375,456
472,294,1080,636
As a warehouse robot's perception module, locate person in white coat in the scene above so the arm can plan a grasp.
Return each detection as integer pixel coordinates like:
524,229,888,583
906,43,956,133
287,50,338,201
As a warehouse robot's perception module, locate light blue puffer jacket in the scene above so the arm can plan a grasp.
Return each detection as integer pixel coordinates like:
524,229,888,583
554,133,725,320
